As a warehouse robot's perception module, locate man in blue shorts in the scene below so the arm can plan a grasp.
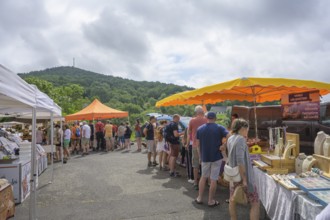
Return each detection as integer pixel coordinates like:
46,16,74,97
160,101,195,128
195,112,230,207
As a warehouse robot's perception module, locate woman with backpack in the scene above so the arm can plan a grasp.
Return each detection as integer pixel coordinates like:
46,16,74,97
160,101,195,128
156,120,169,171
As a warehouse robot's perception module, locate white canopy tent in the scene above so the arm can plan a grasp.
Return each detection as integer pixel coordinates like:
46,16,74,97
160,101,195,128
0,64,62,220
0,65,36,112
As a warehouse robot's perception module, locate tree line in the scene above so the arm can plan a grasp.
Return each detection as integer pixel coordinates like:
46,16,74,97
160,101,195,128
19,66,195,123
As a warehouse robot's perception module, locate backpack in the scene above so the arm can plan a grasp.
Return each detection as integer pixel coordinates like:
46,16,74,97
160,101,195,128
156,126,164,142
164,123,175,143
75,127,81,137
141,123,148,138
126,126,132,137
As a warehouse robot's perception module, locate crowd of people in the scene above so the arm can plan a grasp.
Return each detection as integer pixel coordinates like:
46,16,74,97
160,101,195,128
38,105,259,219
34,119,134,164
138,106,259,220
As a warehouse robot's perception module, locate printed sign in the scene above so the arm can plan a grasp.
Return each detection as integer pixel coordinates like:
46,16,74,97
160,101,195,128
21,161,31,201
281,91,320,120
0,165,20,203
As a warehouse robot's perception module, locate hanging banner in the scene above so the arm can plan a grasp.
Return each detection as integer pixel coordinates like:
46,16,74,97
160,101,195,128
281,90,320,120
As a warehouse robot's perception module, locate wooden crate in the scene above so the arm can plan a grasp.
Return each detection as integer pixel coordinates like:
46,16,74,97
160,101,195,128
313,154,330,178
261,154,295,173
253,160,271,171
267,168,288,175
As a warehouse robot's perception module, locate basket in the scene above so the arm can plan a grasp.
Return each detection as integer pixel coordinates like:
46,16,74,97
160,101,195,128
266,168,288,175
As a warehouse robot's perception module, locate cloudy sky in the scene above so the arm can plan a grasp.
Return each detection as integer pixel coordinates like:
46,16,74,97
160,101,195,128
1,0,330,99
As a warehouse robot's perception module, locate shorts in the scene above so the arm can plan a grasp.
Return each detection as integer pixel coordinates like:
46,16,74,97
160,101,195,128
230,183,259,204
119,136,125,143
63,140,70,148
135,131,141,138
71,138,80,146
147,140,156,153
81,137,90,146
170,144,180,157
156,140,166,152
105,136,113,141
192,147,200,168
201,159,222,181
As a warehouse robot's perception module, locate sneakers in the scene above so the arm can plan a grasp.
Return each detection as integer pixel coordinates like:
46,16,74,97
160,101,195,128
170,172,181,178
188,179,194,184
148,161,153,167
152,161,158,166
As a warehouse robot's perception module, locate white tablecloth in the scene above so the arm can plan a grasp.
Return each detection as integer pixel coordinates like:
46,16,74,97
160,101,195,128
253,166,324,220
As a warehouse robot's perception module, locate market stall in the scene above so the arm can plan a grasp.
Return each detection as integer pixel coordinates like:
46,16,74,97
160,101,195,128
155,77,330,219
65,98,128,121
0,64,62,220
254,166,324,220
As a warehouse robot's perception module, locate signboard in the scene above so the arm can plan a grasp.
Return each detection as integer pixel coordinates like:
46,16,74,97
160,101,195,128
21,160,31,201
0,164,20,203
281,91,320,120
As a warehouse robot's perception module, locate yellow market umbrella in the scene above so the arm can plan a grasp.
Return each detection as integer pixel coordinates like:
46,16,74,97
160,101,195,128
156,77,330,138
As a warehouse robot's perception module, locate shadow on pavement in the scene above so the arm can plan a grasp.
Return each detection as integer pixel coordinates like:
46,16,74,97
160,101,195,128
136,168,154,175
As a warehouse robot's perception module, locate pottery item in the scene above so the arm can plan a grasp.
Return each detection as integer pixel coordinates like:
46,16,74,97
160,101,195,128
302,156,317,173
295,153,307,175
314,131,327,155
323,137,330,157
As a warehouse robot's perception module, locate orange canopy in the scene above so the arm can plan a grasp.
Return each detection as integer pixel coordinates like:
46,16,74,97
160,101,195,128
65,99,128,121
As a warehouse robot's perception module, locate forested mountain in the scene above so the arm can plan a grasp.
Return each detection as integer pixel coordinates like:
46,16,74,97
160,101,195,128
19,66,195,122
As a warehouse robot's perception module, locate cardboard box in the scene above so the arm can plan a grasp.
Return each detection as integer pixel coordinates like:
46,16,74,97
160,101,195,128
0,182,15,219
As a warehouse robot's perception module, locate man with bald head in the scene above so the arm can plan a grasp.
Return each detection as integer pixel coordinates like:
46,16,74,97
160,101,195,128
188,105,207,189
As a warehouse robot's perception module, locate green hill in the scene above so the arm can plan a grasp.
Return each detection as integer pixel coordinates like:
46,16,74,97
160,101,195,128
19,66,194,121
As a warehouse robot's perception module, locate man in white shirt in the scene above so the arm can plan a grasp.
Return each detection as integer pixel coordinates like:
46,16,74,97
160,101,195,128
82,121,91,156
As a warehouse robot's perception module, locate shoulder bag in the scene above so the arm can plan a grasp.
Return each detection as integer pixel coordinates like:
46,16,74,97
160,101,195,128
224,136,242,183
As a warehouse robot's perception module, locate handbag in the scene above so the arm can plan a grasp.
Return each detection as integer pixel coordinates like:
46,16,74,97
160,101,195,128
224,136,242,183
224,164,241,182
232,185,248,205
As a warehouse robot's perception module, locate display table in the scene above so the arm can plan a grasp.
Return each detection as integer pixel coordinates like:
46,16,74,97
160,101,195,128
0,143,47,204
253,166,324,220
0,158,31,204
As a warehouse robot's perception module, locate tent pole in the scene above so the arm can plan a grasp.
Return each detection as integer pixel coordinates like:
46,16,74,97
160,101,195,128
29,107,37,220
253,96,258,141
93,117,96,148
50,112,54,183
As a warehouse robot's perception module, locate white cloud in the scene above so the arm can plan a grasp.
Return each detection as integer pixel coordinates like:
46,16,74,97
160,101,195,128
0,0,329,90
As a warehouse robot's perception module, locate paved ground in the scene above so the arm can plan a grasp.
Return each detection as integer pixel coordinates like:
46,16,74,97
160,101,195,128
14,144,268,220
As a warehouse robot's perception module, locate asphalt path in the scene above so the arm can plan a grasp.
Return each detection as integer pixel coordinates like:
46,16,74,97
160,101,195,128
14,144,268,220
